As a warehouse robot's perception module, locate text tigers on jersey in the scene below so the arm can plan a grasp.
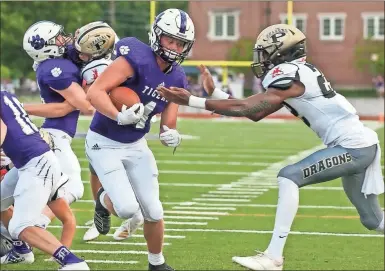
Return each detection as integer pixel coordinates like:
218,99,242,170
302,153,352,179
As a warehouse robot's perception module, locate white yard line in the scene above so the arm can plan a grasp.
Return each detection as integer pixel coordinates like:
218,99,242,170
86,241,170,246
45,259,139,264
105,234,186,239
73,146,297,154
80,168,250,175
71,249,148,254
171,206,236,211
163,228,383,238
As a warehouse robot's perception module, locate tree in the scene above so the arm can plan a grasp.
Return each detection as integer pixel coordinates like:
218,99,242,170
1,1,103,78
354,39,384,76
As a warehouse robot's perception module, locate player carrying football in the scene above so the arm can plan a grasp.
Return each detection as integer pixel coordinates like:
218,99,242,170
86,9,195,271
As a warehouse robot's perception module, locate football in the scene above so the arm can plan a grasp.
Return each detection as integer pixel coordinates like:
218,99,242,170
109,86,140,111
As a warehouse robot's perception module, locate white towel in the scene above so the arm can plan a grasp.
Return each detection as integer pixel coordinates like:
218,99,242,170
361,143,384,197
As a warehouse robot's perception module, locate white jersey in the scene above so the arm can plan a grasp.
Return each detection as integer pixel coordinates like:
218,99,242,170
81,58,112,85
262,59,378,148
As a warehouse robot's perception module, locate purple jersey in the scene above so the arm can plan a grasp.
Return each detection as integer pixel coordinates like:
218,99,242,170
90,37,188,143
1,91,50,168
36,58,81,137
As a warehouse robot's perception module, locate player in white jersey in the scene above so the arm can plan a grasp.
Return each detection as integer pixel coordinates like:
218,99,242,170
73,21,144,242
157,24,384,270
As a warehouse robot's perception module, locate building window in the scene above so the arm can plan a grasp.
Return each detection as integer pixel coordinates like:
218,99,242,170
362,13,384,40
279,13,307,33
208,10,240,41
317,13,346,41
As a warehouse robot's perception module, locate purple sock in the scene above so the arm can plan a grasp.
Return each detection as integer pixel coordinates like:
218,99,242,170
53,246,83,266
12,240,32,254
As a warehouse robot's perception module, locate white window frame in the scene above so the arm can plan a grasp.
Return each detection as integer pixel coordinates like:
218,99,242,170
361,12,384,40
317,13,347,41
279,13,308,33
208,10,240,41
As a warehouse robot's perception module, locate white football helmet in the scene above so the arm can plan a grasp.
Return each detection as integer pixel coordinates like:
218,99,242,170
149,8,195,64
23,21,71,62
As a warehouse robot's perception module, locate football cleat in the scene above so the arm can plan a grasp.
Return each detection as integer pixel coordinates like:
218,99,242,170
113,213,144,241
83,220,100,241
148,262,175,271
0,249,35,264
94,187,111,235
232,251,283,270
59,260,90,270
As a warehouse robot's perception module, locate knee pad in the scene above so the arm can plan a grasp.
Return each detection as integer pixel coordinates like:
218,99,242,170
66,178,84,204
8,217,30,240
142,201,163,222
114,201,140,219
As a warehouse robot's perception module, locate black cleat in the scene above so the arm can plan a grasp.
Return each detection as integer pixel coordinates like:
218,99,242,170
148,263,175,271
94,187,111,235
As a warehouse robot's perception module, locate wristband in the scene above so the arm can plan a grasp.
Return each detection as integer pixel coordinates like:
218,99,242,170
188,96,206,109
211,88,230,99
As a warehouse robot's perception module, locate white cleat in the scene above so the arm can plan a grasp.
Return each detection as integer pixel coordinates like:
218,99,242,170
83,221,100,241
59,261,90,270
113,214,144,241
232,251,283,270
1,250,35,264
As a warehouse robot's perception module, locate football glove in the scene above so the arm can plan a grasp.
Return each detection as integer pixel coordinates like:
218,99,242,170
159,125,181,147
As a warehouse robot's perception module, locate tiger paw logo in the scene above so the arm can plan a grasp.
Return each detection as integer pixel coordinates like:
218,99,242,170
119,46,130,55
51,67,62,77
28,35,45,50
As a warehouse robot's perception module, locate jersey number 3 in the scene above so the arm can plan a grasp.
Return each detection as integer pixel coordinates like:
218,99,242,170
4,96,39,135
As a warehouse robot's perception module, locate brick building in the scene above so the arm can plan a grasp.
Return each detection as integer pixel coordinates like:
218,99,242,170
188,1,384,88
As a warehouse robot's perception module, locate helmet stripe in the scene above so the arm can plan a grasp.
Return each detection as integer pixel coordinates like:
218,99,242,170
179,10,187,34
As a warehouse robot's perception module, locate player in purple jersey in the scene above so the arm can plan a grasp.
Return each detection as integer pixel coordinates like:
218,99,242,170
0,90,89,270
69,21,146,242
21,21,96,232
86,9,195,271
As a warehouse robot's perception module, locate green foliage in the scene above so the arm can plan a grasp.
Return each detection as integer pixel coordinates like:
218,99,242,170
354,39,384,76
0,1,189,78
0,65,11,79
227,38,254,62
1,1,104,78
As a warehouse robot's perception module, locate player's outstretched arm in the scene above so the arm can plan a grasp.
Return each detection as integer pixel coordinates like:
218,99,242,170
51,82,94,115
158,82,304,121
0,118,7,146
87,57,135,121
24,101,76,118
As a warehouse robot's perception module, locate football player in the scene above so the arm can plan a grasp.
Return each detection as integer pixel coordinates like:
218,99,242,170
157,24,384,270
0,90,88,270
21,21,95,229
86,9,195,271
72,21,144,242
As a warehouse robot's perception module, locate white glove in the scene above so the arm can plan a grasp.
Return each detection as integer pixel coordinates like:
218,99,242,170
0,150,12,169
81,59,112,85
116,103,144,125
159,125,181,147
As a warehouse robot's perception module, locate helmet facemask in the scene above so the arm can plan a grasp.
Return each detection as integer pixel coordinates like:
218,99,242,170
152,25,194,64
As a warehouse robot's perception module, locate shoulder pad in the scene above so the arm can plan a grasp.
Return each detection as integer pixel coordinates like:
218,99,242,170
262,63,299,89
115,37,151,67
81,59,112,85
39,59,79,80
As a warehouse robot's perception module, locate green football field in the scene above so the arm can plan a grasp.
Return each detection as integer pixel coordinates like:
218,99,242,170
6,117,385,270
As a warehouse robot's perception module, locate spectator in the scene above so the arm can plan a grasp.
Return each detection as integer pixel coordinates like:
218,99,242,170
373,75,384,98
